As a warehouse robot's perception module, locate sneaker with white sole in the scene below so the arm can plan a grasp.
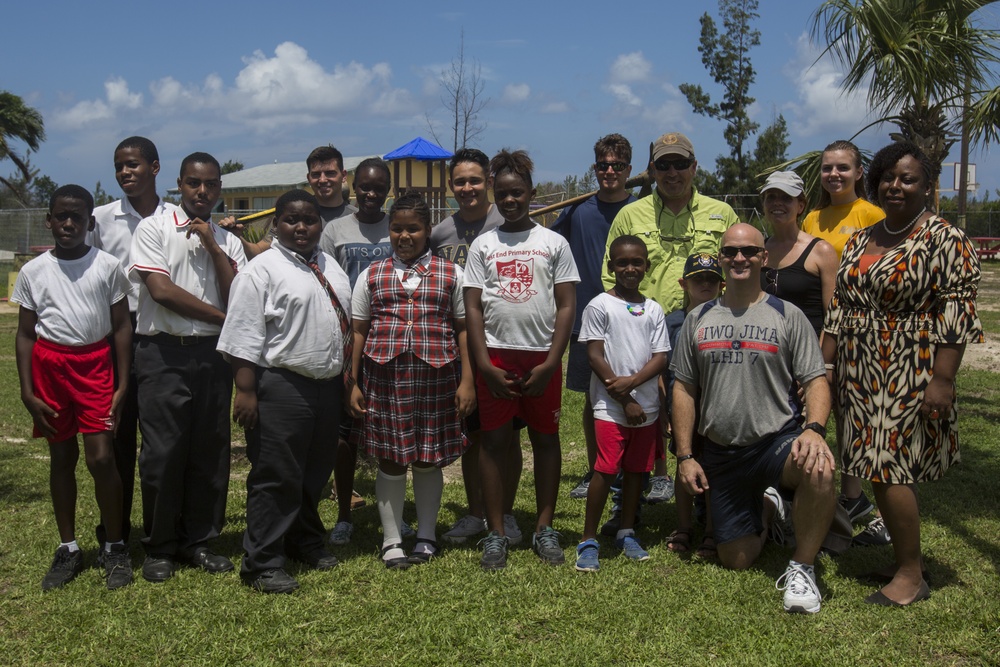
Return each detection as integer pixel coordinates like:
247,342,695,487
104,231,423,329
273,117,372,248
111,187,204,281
853,516,891,547
532,526,565,565
776,561,822,614
575,539,600,572
646,475,675,504
503,514,522,545
328,521,353,546
764,487,795,548
442,515,486,544
838,492,875,523
569,471,593,499
616,534,650,561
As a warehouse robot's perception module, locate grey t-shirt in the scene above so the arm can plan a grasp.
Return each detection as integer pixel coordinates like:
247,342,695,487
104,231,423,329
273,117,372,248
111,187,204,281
670,294,825,446
430,204,504,268
319,212,392,289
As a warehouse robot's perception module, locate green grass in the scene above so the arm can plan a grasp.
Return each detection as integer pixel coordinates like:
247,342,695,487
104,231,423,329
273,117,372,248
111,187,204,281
1,301,999,665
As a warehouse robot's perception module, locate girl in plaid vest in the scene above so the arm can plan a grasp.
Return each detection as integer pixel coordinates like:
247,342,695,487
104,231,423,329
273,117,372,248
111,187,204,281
348,192,476,568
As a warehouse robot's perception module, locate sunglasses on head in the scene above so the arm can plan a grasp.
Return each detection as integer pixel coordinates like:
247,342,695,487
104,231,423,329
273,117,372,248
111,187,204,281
653,157,694,172
595,161,628,172
720,245,764,259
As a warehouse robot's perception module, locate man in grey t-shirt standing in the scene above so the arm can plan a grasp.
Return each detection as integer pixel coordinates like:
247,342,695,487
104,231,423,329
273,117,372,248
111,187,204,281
671,223,835,615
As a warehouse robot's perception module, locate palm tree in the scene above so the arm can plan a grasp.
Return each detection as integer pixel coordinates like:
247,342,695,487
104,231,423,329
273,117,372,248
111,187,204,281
0,90,46,199
810,0,999,166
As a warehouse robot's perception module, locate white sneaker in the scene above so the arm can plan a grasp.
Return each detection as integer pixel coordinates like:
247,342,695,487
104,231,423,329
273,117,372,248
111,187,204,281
503,514,523,546
776,561,822,614
764,487,795,548
328,521,353,546
442,515,486,544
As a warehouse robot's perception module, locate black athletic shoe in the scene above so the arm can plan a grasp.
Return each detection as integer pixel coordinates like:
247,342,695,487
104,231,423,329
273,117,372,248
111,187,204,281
103,543,133,590
42,546,84,591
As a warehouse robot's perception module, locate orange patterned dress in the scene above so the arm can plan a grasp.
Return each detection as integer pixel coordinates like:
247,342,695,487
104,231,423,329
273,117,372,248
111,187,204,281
824,216,984,484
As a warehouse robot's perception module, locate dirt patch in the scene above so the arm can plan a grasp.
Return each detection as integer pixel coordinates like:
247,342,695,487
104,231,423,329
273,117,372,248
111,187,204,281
964,262,1000,372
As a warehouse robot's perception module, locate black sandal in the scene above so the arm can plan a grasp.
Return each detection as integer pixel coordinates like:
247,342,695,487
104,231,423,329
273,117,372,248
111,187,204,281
408,540,440,565
381,543,411,570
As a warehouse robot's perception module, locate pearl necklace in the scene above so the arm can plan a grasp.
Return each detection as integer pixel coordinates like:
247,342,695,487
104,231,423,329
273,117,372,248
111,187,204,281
882,208,926,237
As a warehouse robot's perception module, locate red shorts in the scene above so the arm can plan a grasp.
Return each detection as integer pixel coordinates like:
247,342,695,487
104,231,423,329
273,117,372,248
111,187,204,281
476,348,562,435
31,339,114,442
594,419,659,474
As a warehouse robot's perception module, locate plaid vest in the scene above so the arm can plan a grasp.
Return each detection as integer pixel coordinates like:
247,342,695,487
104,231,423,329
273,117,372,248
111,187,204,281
363,256,459,368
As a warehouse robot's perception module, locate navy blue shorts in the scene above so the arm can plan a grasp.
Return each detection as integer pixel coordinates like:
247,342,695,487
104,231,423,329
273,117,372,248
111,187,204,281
565,338,591,393
701,421,800,545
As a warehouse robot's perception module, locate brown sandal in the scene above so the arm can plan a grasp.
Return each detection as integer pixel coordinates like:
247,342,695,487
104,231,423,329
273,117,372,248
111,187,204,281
667,529,692,553
696,534,718,559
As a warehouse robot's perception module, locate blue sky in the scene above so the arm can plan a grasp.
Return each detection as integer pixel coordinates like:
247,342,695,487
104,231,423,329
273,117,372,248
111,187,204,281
3,1,997,202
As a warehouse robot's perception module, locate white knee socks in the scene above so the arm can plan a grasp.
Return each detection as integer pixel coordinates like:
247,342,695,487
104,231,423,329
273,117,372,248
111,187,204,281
411,465,443,543
376,470,406,560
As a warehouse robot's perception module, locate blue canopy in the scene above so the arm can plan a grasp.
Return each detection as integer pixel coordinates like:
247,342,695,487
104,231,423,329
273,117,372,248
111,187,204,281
383,136,453,161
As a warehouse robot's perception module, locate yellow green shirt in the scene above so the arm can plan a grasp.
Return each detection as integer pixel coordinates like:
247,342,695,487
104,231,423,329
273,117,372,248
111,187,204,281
602,188,739,313
801,198,884,259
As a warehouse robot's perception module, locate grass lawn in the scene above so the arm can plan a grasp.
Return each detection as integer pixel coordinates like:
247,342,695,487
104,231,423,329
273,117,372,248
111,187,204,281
0,268,999,666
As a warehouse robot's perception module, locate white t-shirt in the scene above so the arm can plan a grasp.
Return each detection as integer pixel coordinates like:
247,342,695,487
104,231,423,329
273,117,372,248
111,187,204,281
352,252,465,321
129,210,248,336
578,292,670,426
91,197,179,311
217,242,352,380
463,224,580,351
11,247,130,346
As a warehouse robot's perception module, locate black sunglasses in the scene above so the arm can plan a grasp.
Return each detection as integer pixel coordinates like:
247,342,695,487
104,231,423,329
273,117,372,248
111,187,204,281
720,245,764,259
595,161,628,172
653,158,694,172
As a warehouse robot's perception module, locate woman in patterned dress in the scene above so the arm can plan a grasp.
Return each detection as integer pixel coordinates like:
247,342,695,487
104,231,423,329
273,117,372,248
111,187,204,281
822,142,983,606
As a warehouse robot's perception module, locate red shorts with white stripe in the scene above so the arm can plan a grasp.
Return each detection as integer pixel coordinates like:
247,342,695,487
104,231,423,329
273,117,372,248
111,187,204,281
31,338,114,442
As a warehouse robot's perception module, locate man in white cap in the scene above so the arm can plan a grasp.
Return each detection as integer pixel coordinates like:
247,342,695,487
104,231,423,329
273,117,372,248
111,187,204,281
602,132,739,315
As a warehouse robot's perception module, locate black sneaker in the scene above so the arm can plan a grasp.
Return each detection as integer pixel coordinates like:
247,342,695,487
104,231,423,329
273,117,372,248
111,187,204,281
531,526,566,565
42,546,84,591
478,531,510,571
103,543,133,590
838,493,875,523
244,568,299,594
853,517,892,547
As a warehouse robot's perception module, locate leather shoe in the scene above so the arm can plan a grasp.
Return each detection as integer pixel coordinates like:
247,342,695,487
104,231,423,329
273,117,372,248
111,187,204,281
288,547,339,571
865,580,931,607
244,568,299,594
184,548,234,574
141,555,174,583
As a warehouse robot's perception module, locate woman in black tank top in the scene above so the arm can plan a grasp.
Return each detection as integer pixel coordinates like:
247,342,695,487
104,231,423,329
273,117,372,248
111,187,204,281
758,171,838,337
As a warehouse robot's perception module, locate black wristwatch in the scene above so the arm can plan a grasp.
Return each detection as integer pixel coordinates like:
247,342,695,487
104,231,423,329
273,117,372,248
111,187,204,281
803,422,827,438
676,454,696,463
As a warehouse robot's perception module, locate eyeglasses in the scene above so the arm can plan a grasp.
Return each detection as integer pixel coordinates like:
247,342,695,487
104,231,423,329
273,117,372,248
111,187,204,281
595,161,628,172
654,158,694,172
764,267,778,293
720,245,764,259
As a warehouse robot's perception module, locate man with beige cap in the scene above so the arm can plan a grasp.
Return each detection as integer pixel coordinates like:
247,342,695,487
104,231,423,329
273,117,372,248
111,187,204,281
602,132,739,315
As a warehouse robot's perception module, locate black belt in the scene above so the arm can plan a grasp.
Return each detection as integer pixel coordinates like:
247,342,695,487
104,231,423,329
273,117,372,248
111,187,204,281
141,333,220,347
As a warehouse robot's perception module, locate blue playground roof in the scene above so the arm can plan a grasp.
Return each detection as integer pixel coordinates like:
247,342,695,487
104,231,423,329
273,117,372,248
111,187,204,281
383,136,453,161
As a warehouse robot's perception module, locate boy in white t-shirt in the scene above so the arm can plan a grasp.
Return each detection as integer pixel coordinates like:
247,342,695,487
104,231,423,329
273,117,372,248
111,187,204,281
575,235,669,572
464,150,580,570
12,185,134,590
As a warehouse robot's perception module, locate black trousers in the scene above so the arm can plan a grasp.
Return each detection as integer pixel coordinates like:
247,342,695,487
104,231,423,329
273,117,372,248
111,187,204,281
135,336,231,557
242,367,341,575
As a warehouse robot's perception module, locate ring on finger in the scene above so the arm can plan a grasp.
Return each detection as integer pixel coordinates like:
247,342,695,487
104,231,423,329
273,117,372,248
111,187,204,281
930,409,940,419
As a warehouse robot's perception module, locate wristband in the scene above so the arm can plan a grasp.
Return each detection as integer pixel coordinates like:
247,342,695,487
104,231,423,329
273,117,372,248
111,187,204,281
676,454,695,463
803,422,828,438
824,363,835,371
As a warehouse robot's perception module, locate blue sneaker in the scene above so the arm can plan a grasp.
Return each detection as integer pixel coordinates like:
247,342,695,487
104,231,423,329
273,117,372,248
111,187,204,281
615,534,650,561
575,539,600,572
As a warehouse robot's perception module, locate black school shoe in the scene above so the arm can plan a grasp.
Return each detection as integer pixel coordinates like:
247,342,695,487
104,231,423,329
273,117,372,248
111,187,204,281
42,546,84,591
243,568,300,594
141,555,175,582
180,547,234,574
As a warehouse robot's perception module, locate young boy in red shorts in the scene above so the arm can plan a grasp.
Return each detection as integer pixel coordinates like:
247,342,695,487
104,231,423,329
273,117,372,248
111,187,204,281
464,149,579,570
574,235,669,571
12,185,134,590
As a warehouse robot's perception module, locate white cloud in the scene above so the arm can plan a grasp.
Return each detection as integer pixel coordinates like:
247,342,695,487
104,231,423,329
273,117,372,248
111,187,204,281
502,83,531,104
50,42,414,133
541,102,569,114
606,83,642,108
785,33,872,137
610,52,652,83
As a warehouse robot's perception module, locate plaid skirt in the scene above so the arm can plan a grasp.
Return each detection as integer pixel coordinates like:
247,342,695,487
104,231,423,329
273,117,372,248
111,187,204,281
354,352,467,467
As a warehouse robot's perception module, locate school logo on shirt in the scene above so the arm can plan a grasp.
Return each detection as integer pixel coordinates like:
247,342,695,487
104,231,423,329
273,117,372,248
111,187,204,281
496,258,537,303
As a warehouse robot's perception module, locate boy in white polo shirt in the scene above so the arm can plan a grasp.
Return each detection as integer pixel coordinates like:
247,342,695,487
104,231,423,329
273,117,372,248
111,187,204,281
218,190,352,594
91,136,178,548
129,152,247,583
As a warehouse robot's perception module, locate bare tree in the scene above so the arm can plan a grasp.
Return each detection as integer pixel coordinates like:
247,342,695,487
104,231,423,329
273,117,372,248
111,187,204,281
426,30,490,152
